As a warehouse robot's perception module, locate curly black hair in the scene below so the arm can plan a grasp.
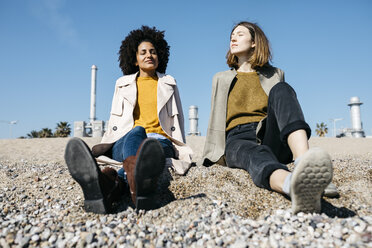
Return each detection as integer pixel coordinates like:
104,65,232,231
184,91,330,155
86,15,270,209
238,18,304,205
118,26,170,75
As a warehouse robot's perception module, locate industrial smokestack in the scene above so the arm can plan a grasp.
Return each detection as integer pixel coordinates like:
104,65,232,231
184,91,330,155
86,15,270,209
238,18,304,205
74,65,105,138
90,65,97,123
348,96,365,138
188,105,200,136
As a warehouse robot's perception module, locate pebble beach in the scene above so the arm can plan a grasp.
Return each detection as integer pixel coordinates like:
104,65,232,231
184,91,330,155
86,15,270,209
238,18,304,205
0,136,371,247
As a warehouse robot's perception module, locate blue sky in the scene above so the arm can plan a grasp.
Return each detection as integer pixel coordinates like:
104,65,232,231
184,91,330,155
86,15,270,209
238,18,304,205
0,0,371,139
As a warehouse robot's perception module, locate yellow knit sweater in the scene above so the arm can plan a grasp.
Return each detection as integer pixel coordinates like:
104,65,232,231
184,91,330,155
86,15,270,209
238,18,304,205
133,76,168,138
226,71,268,132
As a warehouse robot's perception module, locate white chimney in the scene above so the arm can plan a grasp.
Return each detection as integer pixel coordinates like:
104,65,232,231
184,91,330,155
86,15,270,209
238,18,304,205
348,96,365,138
90,65,97,123
188,105,200,136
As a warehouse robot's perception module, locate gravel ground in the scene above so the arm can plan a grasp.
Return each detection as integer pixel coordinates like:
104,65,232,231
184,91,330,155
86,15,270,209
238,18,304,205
0,137,371,247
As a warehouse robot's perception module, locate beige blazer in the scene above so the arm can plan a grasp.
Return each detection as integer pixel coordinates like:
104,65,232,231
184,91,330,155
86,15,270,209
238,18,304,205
94,71,193,175
199,66,285,166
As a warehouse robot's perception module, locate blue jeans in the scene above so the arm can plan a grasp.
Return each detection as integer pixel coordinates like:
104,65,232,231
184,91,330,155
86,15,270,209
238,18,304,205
112,126,175,182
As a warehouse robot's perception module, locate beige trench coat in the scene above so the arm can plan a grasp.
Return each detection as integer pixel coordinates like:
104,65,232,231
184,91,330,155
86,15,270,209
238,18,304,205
199,66,285,167
94,72,193,175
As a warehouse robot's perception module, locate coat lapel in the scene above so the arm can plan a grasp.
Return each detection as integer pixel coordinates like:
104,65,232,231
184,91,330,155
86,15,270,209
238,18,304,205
115,72,175,112
157,72,175,113
257,66,280,96
223,69,237,90
116,73,138,107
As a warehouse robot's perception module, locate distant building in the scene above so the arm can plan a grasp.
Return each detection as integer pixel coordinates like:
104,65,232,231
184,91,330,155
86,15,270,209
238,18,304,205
337,96,365,138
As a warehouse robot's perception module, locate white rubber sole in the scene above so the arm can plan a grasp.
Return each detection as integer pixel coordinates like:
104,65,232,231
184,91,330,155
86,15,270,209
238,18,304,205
291,148,333,214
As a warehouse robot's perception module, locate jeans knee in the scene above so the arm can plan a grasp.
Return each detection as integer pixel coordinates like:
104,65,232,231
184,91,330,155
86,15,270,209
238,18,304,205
132,125,146,133
131,126,147,137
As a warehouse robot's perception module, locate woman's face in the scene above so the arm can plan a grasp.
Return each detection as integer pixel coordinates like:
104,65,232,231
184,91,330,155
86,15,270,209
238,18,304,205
136,41,159,76
230,25,255,56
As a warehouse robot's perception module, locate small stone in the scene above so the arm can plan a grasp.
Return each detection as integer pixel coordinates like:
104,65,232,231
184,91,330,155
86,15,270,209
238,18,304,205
186,230,195,239
138,231,146,238
19,236,31,247
31,234,40,242
5,232,15,244
85,233,95,244
354,222,367,233
85,220,93,228
174,236,182,242
232,239,246,248
134,239,143,248
48,234,57,244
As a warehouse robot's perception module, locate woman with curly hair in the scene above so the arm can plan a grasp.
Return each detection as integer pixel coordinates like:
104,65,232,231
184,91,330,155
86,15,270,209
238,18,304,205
64,26,192,213
200,21,337,214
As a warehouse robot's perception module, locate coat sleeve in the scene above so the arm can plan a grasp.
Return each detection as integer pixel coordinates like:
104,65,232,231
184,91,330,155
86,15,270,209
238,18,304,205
168,80,193,167
199,73,224,166
173,84,186,143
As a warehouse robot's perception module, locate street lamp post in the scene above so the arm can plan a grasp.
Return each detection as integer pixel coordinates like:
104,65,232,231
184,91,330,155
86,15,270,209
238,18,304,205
1,120,18,138
9,121,18,138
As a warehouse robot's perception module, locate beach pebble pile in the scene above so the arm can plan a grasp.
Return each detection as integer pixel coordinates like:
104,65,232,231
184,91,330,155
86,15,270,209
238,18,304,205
0,137,371,247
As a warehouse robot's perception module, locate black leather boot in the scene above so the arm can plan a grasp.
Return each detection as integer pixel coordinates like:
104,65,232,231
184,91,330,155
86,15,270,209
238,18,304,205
64,138,124,214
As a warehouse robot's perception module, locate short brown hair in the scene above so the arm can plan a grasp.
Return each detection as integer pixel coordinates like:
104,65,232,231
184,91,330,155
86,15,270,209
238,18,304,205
226,21,272,69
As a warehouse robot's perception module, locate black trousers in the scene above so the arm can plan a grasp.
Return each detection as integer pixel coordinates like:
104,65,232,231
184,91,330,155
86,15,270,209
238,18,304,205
225,82,311,190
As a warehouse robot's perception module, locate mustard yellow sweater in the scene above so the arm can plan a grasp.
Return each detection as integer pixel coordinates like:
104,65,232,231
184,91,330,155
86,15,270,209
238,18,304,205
226,71,268,132
133,76,169,138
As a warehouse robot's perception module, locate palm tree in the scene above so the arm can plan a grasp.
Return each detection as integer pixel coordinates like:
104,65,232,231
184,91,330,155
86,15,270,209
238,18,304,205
27,130,40,138
54,121,71,137
315,122,328,137
39,128,53,138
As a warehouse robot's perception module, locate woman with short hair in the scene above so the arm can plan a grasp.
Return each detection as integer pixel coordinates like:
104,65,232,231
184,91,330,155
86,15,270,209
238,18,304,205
201,21,336,214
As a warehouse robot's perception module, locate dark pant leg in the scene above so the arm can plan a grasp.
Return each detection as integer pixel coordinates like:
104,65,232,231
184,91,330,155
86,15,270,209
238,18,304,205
225,123,288,190
262,82,311,164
